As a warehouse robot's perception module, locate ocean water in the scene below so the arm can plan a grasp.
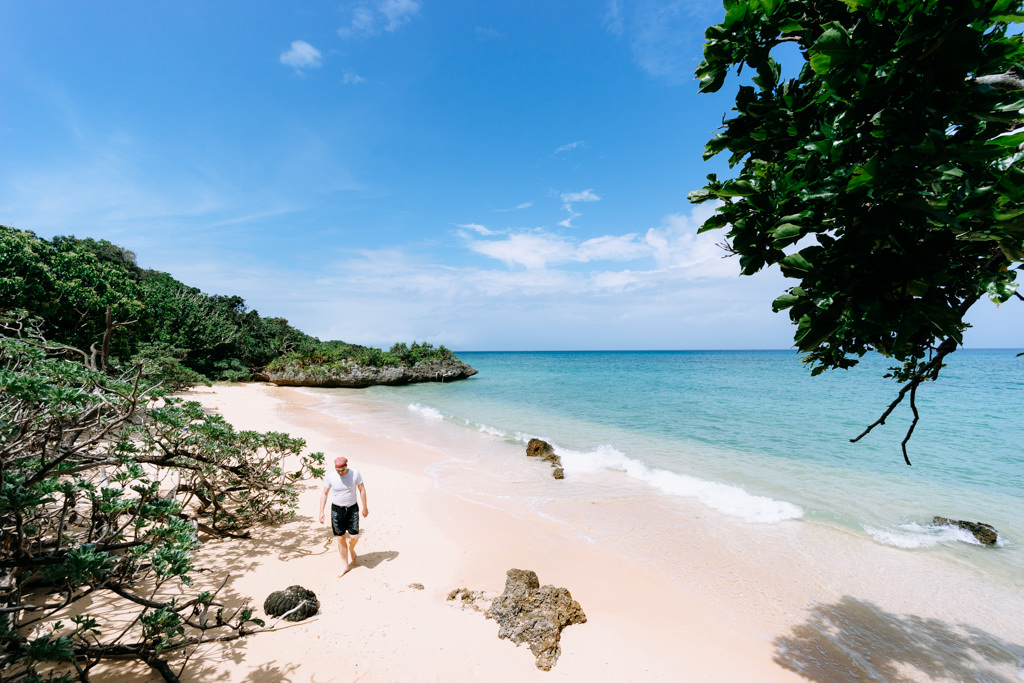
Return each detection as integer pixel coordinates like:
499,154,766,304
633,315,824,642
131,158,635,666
300,349,1024,679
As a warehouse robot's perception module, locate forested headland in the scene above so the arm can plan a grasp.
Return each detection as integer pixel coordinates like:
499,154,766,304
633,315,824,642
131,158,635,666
0,225,466,388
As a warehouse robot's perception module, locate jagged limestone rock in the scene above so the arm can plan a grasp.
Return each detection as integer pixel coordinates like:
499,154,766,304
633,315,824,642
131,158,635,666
446,587,491,612
526,438,564,480
263,585,320,621
933,517,999,545
485,568,586,671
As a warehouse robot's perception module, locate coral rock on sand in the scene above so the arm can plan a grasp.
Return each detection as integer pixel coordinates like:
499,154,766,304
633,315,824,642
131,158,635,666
485,568,587,671
263,585,320,622
933,517,999,545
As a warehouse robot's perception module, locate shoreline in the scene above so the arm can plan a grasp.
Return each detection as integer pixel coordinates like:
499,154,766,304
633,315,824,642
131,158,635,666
94,382,803,682
91,381,1023,681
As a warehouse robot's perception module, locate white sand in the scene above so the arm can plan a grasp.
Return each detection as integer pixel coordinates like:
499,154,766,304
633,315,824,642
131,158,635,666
90,383,805,682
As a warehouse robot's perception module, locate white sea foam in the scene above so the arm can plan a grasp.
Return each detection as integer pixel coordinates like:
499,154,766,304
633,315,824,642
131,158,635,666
864,521,998,549
407,403,444,421
476,424,507,437
557,443,803,524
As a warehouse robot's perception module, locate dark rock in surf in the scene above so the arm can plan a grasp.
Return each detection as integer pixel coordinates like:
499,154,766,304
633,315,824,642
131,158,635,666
263,585,320,621
526,438,564,479
485,568,586,671
933,516,998,545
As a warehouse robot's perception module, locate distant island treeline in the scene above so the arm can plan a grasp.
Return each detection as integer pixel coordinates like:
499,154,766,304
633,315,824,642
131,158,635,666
0,224,475,388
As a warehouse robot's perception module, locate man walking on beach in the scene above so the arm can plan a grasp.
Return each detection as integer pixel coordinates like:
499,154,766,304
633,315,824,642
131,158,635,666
318,456,369,577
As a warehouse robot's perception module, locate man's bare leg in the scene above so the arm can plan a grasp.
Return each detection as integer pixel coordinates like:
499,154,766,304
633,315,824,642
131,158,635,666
347,534,360,566
336,535,352,577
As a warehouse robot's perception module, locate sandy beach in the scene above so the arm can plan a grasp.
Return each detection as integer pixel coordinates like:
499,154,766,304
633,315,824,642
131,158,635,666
86,382,809,682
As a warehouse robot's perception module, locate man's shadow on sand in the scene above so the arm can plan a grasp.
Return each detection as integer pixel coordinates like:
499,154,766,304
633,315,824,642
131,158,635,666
352,550,399,569
774,595,1024,682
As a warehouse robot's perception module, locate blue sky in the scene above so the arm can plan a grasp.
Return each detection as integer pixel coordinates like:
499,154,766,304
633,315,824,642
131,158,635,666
1,1,1019,351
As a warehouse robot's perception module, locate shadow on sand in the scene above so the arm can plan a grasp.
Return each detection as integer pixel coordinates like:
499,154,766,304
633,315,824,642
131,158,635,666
240,661,302,682
774,596,1024,682
353,550,399,569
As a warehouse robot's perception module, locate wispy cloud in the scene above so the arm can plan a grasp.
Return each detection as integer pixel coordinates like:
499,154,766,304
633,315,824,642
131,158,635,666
604,0,624,35
284,205,787,349
115,202,789,351
475,26,502,40
561,189,600,204
342,72,367,85
559,189,601,227
468,232,576,270
339,0,422,38
554,140,586,155
493,201,533,213
607,0,722,84
456,222,500,236
280,40,322,73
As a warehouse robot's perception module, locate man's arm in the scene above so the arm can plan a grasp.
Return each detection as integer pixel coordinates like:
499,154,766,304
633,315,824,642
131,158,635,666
318,487,329,524
358,482,368,517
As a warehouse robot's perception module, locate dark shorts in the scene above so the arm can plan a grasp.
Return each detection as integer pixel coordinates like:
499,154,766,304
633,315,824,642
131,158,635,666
331,503,360,537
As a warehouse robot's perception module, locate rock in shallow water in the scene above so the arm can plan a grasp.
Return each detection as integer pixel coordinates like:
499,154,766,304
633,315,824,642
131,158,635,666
526,438,564,480
933,516,998,545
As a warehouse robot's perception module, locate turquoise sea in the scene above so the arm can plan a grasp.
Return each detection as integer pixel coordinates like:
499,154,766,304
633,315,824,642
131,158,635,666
380,350,1020,560
302,349,1024,679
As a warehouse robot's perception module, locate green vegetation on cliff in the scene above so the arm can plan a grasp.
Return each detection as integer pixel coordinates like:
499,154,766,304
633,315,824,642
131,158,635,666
268,340,456,374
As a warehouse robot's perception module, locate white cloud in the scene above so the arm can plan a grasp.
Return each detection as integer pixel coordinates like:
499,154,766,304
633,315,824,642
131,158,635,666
604,0,625,35
350,7,376,34
554,140,586,154
561,189,600,204
475,26,502,40
381,0,421,31
456,222,500,236
559,189,601,227
577,234,648,262
465,226,650,270
340,0,421,37
644,203,736,277
609,1,723,84
280,40,322,72
468,232,576,270
493,201,533,212
343,72,367,85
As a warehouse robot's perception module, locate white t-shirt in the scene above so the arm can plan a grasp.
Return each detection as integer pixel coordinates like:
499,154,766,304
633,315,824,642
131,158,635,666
323,468,363,507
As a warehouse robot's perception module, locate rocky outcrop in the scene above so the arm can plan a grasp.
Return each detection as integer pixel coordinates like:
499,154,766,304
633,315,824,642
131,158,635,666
263,585,320,621
933,517,999,545
526,438,564,480
446,587,492,612
485,568,586,671
261,359,478,388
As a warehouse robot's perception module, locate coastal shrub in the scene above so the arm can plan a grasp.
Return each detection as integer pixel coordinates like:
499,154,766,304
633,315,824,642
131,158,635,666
0,318,325,680
267,340,459,375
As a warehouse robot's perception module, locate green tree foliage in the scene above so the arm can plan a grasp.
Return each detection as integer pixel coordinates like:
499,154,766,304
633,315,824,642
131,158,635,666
267,339,456,374
691,0,1024,462
0,314,324,680
0,228,143,372
0,226,319,383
